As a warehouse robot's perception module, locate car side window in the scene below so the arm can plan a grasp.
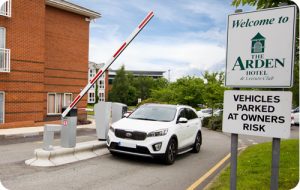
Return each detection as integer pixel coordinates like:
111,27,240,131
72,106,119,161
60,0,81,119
187,109,198,120
177,109,185,119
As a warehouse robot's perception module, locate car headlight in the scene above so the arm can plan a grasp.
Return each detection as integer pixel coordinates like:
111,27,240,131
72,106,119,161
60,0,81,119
109,125,115,133
147,129,168,137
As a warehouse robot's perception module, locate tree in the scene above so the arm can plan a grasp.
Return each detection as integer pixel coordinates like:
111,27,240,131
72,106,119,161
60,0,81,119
150,76,207,107
232,0,292,9
108,65,130,104
202,71,227,109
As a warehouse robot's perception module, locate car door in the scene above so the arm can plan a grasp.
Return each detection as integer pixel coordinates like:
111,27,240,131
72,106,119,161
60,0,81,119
186,108,200,146
175,108,190,149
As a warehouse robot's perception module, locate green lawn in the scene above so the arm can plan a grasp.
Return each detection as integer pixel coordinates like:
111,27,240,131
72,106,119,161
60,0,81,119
209,139,299,190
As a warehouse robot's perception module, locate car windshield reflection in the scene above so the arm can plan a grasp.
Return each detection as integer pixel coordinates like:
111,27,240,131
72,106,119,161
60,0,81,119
129,105,177,122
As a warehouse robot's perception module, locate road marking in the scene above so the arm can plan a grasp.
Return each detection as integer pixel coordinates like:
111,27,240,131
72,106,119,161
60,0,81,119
187,147,246,190
186,153,231,190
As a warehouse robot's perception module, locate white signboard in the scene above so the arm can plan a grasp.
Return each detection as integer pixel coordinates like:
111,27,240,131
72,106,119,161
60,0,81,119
225,6,296,88
222,90,292,138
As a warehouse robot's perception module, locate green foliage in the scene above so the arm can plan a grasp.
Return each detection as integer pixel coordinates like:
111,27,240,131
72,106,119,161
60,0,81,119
202,71,227,109
108,66,169,106
136,98,169,107
150,72,227,108
231,0,293,9
108,65,130,104
208,116,223,130
209,139,299,190
202,117,211,128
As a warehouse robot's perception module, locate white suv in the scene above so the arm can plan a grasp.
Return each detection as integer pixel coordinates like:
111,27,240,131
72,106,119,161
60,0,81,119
107,104,202,165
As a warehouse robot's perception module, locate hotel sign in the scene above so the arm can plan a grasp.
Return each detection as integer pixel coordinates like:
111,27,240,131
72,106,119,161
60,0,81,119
225,6,297,88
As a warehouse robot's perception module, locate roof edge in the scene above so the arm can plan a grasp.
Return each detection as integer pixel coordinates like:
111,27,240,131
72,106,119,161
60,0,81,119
46,0,101,19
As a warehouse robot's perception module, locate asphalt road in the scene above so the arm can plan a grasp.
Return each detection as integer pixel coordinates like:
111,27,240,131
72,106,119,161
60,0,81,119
0,127,298,190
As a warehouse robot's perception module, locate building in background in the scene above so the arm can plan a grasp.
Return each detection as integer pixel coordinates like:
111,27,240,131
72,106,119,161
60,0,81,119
87,65,165,104
88,62,108,104
0,0,100,128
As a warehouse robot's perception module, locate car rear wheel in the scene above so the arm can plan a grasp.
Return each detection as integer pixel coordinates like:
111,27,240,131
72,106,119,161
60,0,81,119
163,138,177,165
192,132,202,153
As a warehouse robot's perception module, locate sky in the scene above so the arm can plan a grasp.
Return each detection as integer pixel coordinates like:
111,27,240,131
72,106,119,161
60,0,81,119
70,0,254,81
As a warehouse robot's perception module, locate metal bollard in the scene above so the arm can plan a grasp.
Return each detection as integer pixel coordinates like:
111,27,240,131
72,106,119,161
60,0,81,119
43,124,62,151
61,107,77,148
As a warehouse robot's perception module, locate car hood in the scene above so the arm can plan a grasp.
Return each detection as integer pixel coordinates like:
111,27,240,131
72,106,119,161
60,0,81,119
112,118,172,133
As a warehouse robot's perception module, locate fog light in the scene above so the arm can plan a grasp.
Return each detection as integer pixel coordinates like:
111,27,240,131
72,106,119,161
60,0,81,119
153,142,162,151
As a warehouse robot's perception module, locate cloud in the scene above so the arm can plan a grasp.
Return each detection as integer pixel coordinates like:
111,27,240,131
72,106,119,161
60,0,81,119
70,0,238,81
89,33,226,81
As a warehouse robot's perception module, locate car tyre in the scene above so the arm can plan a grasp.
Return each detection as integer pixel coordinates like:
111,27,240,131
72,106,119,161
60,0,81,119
163,138,177,165
110,151,119,157
192,132,202,153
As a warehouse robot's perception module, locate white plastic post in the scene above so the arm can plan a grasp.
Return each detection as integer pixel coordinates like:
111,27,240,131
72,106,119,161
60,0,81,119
61,11,154,118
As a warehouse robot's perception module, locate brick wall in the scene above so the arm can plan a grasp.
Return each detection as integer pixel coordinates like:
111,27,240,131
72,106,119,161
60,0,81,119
0,1,90,128
44,6,89,121
0,0,45,126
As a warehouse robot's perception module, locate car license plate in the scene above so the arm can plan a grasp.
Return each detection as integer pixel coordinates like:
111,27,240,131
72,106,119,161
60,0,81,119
118,142,136,148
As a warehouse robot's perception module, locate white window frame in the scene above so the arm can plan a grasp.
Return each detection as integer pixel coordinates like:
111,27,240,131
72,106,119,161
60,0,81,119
0,91,4,123
89,69,96,79
47,92,73,115
0,0,11,18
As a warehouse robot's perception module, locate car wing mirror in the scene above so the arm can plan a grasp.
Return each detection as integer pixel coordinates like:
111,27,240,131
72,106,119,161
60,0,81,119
178,117,188,124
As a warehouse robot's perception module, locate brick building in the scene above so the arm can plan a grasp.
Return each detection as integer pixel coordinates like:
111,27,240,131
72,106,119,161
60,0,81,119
0,0,100,128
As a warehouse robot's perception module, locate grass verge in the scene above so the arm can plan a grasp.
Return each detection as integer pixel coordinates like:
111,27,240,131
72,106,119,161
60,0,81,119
208,139,299,190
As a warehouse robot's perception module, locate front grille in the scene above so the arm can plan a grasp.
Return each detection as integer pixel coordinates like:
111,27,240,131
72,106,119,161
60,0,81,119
115,129,147,140
110,142,150,154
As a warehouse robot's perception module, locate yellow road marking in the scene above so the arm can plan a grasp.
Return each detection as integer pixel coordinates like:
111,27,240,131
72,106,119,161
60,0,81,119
186,153,231,190
187,147,246,190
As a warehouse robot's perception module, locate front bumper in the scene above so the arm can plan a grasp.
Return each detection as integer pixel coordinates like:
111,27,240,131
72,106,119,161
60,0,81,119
107,130,169,157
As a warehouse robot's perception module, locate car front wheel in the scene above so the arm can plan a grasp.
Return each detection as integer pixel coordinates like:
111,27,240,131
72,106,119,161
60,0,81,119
192,132,202,153
163,138,177,165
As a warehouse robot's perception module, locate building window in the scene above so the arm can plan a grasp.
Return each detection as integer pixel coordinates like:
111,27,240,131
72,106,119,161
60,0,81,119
0,27,9,73
0,91,4,123
88,92,95,103
99,80,105,89
89,69,96,78
99,92,105,102
47,93,73,115
0,0,11,17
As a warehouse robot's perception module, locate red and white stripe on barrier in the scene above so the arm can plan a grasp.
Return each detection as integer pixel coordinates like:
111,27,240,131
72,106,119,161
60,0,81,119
61,11,154,118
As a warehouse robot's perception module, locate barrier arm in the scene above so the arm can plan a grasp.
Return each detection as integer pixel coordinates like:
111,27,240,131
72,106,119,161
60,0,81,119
61,11,154,118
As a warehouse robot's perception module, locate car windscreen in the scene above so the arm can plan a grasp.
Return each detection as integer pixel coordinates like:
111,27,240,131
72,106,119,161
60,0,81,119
128,106,177,122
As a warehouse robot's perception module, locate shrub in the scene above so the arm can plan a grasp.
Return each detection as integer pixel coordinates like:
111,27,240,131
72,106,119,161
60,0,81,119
208,116,223,131
202,117,211,128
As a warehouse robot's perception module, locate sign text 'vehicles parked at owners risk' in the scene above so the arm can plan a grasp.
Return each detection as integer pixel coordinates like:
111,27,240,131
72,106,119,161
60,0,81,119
222,90,292,138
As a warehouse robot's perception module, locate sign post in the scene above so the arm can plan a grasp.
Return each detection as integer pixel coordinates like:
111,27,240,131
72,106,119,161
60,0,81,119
224,5,296,190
